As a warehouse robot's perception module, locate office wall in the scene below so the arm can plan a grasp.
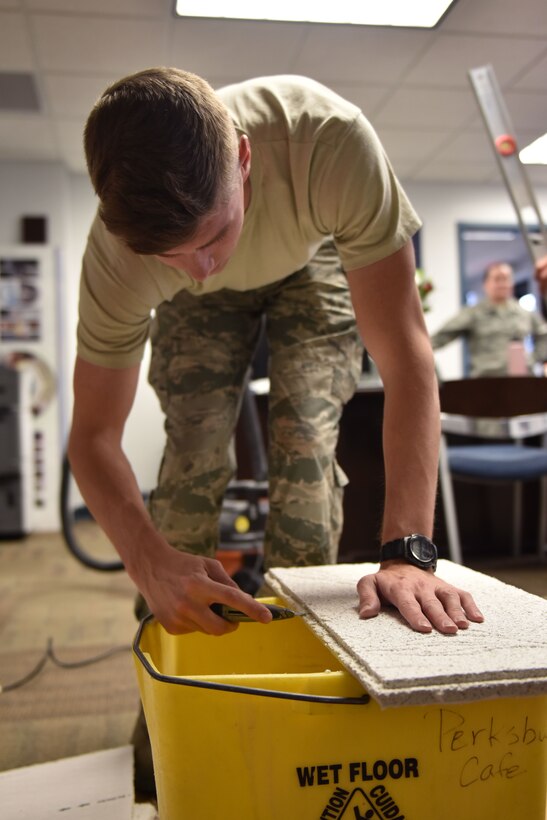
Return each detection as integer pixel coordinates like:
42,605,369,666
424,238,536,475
64,172,164,496
0,162,164,503
1,160,546,505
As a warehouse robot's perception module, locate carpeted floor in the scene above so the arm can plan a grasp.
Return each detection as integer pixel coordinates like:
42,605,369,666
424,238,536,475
0,525,546,778
0,528,140,774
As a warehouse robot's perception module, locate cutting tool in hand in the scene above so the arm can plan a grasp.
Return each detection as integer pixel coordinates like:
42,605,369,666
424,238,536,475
210,602,303,622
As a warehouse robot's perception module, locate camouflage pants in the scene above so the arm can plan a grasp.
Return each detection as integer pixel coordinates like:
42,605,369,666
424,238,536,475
147,242,363,569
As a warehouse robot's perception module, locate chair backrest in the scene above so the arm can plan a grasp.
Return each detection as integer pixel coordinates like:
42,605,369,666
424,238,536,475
439,377,547,418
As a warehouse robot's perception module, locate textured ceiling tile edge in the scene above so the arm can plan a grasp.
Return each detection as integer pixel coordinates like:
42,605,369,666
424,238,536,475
265,561,547,708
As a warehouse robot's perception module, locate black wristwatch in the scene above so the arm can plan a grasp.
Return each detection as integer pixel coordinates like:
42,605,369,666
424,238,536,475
380,534,438,571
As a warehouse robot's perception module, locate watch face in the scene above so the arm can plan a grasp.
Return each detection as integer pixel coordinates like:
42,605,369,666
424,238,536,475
408,536,436,564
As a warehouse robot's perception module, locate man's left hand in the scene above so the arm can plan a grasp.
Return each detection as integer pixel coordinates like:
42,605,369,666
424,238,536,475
357,563,484,634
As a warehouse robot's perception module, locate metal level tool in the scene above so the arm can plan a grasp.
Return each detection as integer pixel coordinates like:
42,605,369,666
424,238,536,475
468,64,547,268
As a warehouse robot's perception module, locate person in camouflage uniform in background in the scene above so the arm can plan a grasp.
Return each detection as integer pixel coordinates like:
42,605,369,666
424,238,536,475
432,261,547,377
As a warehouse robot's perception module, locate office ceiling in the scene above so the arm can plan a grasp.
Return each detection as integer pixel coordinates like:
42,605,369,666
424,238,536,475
1,0,547,186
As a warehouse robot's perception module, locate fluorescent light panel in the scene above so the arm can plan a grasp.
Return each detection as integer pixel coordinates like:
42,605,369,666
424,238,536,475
175,0,456,28
520,133,547,166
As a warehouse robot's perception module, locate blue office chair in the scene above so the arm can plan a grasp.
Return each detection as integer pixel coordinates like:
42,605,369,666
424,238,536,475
438,377,547,563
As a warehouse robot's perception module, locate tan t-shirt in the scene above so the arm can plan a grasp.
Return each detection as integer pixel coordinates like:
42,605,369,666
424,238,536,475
78,75,421,368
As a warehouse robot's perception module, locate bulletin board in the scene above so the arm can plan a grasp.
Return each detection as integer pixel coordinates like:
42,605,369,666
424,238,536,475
0,246,64,532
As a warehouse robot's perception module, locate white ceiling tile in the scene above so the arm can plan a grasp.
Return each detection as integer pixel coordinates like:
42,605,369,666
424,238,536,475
31,14,168,72
527,165,547,187
0,114,58,159
0,12,35,70
511,52,547,92
290,25,431,85
27,0,166,15
325,83,393,117
375,128,450,163
431,129,498,165
442,0,547,37
42,73,119,116
168,19,306,81
0,0,544,187
503,90,547,134
409,160,496,183
518,131,547,167
404,33,546,88
388,158,421,178
374,87,476,129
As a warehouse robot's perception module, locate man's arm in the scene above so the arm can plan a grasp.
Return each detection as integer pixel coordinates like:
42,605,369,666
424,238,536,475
346,241,484,634
68,356,272,634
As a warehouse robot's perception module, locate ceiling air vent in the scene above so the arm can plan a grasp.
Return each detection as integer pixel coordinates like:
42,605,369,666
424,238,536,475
0,72,41,112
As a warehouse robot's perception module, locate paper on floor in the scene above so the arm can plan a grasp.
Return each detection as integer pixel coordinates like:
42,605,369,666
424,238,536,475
0,745,134,820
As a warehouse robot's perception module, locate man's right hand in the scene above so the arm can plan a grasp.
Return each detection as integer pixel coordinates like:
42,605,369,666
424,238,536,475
137,544,273,635
68,356,273,636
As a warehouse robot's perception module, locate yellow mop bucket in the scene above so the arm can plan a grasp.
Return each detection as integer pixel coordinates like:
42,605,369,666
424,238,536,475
133,598,547,820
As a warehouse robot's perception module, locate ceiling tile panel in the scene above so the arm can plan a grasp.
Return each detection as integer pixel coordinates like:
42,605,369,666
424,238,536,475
407,160,496,183
503,90,547,134
31,14,167,72
527,165,547,186
430,129,498,165
388,159,422,181
0,12,35,70
511,51,547,91
42,73,119,116
27,0,166,14
375,128,450,164
519,126,547,143
403,33,546,88
326,83,395,118
441,0,547,37
290,25,431,85
374,87,476,129
0,1,544,184
0,114,58,159
168,19,306,82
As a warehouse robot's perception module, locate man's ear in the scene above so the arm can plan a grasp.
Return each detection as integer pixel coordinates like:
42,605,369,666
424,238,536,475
238,134,251,181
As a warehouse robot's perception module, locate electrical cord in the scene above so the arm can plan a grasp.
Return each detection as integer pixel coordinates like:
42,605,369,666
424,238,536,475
0,638,131,693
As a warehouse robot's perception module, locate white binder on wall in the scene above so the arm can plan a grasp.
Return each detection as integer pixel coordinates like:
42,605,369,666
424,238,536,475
0,246,64,532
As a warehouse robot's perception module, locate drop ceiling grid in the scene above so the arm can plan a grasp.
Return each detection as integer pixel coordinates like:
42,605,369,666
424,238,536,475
0,0,545,180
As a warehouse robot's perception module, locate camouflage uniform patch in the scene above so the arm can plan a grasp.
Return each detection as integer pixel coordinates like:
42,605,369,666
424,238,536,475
147,240,363,569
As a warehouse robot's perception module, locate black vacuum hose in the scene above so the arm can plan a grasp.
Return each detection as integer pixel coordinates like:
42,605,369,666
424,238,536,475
60,383,267,575
60,451,124,572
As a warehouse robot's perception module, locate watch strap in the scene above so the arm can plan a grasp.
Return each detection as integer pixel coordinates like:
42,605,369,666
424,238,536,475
380,538,407,562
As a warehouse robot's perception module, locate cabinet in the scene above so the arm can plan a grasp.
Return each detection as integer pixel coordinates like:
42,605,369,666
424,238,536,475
0,365,32,536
